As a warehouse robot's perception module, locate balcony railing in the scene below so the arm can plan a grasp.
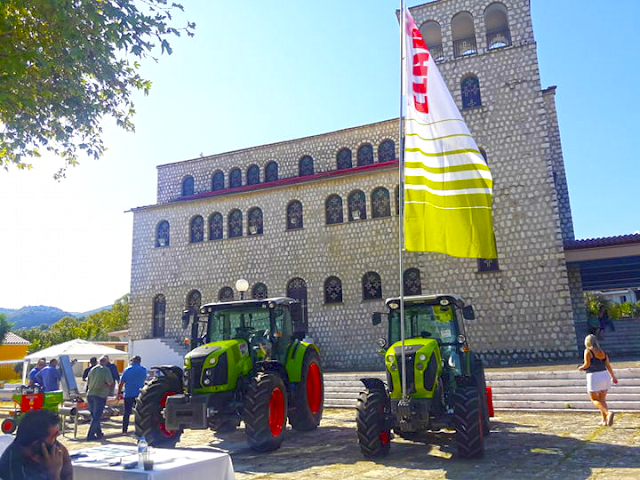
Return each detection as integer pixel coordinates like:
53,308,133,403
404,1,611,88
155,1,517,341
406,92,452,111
486,28,512,50
453,36,477,58
427,43,444,62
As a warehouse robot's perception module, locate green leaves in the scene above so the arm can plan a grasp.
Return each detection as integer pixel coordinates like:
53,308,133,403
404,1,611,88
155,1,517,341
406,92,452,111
0,0,195,177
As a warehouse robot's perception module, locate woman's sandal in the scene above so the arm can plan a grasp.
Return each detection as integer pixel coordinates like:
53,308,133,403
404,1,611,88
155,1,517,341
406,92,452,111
606,412,615,426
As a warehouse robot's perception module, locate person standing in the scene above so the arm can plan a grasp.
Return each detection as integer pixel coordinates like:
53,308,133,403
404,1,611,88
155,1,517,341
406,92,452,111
117,355,147,434
86,356,114,440
103,355,120,396
598,304,615,335
578,334,618,426
34,359,62,392
82,357,98,382
27,358,46,388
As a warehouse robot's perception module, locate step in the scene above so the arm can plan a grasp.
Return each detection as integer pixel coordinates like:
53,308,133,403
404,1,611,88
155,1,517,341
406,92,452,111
491,386,640,394
493,400,640,411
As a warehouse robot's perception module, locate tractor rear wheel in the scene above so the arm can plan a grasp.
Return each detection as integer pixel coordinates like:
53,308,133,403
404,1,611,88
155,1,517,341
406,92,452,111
134,376,183,447
356,386,391,457
215,419,238,433
472,355,491,436
453,386,484,458
289,348,324,431
243,372,288,452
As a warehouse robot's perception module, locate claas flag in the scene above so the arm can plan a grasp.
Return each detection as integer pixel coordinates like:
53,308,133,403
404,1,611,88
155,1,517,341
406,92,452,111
402,8,496,259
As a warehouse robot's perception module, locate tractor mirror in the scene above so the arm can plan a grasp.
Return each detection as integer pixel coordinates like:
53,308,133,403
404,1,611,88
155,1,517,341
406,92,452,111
182,308,197,329
372,312,383,326
462,306,475,320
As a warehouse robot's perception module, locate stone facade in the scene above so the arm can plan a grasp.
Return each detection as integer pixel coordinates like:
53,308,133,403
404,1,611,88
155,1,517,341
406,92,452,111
129,0,581,369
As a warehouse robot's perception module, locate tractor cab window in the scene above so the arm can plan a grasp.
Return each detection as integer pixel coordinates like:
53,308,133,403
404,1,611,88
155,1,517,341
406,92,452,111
388,305,458,345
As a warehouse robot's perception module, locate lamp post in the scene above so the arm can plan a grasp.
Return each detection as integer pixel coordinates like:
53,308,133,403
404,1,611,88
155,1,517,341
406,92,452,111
235,279,249,300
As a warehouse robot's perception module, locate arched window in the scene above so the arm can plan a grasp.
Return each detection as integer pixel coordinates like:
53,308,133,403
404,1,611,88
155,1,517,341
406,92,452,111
186,290,202,310
403,268,422,296
452,12,477,57
247,164,260,185
419,20,444,61
362,272,382,300
218,287,234,301
357,144,374,166
461,75,482,109
189,215,204,243
252,283,268,299
152,294,166,338
212,171,224,191
156,220,170,247
336,148,352,170
371,187,391,218
484,3,511,49
395,185,400,216
228,209,243,238
299,155,314,176
324,276,342,304
182,175,194,196
348,190,366,221
229,168,242,188
247,207,263,236
287,278,308,334
378,140,395,163
209,212,223,240
325,195,344,225
287,200,303,230
265,161,278,182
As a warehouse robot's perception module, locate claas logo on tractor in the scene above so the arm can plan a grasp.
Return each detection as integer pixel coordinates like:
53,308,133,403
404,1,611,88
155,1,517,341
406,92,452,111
134,296,324,453
357,294,492,459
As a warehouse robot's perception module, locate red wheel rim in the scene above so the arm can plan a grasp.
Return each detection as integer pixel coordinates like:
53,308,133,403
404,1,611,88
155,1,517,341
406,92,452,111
159,390,178,438
269,387,285,437
306,362,322,415
379,430,390,445
1,419,14,434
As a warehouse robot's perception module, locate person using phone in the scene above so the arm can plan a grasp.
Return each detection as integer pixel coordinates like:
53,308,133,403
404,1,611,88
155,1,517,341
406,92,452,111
0,409,73,480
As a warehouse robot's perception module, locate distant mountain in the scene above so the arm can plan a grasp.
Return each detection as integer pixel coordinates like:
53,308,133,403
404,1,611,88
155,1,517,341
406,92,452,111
1,304,110,330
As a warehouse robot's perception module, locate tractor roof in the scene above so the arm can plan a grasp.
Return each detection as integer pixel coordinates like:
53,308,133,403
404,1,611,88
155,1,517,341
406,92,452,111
384,294,467,309
200,296,298,314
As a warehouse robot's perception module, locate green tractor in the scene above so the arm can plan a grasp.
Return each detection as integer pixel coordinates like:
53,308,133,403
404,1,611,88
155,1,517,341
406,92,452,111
134,296,324,452
356,294,491,458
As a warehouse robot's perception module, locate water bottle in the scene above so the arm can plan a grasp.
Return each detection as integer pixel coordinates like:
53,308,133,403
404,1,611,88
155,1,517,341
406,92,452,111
137,436,148,468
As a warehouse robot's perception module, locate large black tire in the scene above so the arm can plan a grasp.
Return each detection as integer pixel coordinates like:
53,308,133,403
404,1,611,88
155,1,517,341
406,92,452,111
355,386,391,458
289,348,324,431
243,372,288,452
215,419,238,433
134,376,183,447
453,386,484,458
472,355,491,436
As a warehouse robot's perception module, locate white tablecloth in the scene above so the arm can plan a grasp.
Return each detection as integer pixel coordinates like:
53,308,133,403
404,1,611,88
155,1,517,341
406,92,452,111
72,445,235,480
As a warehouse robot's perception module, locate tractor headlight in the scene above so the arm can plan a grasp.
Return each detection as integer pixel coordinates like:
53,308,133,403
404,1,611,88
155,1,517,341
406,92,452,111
457,334,466,344
205,369,213,376
387,355,394,363
208,356,217,366
418,353,426,361
203,378,211,385
390,364,397,371
416,363,424,370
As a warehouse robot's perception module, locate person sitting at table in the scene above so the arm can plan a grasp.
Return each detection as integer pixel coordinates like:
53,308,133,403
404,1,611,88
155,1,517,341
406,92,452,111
34,359,62,393
86,356,114,441
0,409,73,480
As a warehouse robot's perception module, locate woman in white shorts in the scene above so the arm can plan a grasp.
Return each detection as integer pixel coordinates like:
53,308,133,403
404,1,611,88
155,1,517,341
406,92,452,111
578,334,618,426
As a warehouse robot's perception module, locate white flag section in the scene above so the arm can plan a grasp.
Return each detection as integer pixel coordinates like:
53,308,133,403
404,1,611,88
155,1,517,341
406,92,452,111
403,8,497,259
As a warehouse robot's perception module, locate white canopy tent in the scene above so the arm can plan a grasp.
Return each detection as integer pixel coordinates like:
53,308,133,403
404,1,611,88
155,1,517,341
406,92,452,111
21,339,129,384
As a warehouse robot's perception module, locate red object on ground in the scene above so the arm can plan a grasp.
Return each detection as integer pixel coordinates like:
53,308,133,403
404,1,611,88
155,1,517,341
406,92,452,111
486,386,494,417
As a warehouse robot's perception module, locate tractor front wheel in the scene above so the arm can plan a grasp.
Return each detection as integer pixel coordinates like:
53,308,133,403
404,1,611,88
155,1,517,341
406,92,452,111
356,386,391,457
243,372,288,452
289,348,324,431
453,386,484,458
134,376,183,447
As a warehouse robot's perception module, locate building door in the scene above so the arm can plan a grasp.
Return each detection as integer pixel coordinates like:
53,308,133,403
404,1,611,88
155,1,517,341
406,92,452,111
287,278,308,338
153,294,166,338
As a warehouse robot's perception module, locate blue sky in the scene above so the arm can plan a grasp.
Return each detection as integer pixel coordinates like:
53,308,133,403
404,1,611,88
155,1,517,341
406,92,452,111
0,0,638,312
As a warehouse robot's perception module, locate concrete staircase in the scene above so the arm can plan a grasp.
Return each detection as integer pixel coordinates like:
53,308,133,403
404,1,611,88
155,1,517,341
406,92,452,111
158,337,190,357
323,367,640,412
574,318,640,357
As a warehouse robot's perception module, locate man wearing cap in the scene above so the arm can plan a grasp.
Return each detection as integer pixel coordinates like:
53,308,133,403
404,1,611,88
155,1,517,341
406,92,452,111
117,356,147,434
86,356,114,440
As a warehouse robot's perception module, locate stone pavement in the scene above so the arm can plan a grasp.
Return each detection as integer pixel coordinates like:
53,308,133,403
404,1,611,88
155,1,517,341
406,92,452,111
62,408,640,479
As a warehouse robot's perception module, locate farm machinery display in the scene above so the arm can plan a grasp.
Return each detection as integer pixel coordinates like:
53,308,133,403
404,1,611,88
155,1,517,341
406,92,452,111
134,296,324,452
357,294,492,458
1,387,63,434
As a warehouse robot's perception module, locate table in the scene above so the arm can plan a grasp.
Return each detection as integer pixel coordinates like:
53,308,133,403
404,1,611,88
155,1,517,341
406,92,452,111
71,445,235,479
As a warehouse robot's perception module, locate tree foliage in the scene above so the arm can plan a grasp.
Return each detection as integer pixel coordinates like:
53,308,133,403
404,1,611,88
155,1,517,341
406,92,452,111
0,1,195,178
0,313,12,345
16,294,129,353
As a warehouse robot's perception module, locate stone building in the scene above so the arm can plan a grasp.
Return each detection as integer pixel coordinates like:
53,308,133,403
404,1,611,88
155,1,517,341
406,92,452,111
128,0,584,369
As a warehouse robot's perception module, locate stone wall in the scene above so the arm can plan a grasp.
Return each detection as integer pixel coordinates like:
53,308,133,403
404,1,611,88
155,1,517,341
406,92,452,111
129,0,580,368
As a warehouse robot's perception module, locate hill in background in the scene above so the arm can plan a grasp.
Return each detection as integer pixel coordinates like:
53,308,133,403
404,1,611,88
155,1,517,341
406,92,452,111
0,305,110,329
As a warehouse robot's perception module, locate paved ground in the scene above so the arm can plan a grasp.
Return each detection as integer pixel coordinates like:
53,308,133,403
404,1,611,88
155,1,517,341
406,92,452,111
61,408,640,479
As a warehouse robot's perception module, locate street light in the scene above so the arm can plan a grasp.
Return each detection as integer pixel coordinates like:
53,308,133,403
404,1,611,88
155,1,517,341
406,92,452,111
235,279,249,300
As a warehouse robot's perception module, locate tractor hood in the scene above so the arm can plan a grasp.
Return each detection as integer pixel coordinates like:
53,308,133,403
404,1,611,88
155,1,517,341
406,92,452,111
384,338,442,400
184,339,252,393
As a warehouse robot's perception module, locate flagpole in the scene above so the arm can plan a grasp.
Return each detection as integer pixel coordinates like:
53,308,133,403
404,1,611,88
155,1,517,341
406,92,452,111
398,0,407,401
